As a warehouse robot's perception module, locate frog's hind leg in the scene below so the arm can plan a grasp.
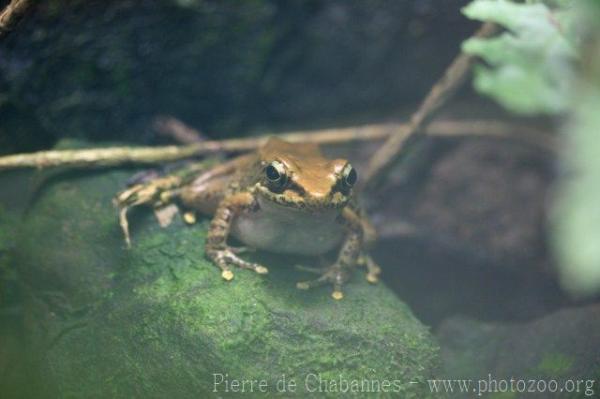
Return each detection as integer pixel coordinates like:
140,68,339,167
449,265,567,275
114,162,210,247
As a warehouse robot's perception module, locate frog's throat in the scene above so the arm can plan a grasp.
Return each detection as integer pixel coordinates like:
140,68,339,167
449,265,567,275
254,184,350,211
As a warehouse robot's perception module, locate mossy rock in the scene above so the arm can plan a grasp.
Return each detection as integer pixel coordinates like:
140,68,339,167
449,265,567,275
438,306,600,399
12,158,440,398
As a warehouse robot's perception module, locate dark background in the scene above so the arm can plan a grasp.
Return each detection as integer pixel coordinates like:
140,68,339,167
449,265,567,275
0,0,475,153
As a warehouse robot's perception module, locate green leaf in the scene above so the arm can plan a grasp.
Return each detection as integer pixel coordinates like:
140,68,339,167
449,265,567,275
550,1,600,296
464,0,600,296
552,89,600,295
461,0,578,114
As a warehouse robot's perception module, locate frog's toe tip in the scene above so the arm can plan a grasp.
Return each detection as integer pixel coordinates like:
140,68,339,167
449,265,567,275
296,282,310,290
183,212,197,224
255,266,269,274
221,270,235,281
331,290,344,300
366,273,379,284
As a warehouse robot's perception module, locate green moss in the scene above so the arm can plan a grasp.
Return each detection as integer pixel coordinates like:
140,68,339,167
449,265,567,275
17,168,129,309
14,144,440,398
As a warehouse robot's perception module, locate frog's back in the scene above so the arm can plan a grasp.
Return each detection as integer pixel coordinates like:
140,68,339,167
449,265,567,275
259,137,323,160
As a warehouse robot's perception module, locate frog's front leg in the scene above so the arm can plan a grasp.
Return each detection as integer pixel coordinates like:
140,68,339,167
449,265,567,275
296,207,373,300
205,192,269,281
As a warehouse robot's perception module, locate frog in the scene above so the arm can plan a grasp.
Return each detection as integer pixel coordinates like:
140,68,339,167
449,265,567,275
115,137,380,299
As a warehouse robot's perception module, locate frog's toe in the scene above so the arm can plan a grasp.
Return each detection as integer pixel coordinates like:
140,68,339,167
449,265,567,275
118,207,133,249
331,290,344,300
221,269,235,281
294,264,325,274
228,246,256,255
296,264,348,300
208,248,268,277
296,274,328,289
182,211,197,225
230,255,268,275
296,278,344,300
359,253,381,284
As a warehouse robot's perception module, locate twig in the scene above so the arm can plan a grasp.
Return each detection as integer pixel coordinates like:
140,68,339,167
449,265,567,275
152,115,205,144
0,0,34,39
361,22,498,190
0,119,554,172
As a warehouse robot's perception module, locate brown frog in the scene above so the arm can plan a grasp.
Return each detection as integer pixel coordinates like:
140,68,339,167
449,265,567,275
115,137,380,299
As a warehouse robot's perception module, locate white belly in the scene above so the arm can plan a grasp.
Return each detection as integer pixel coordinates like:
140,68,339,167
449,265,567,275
231,198,345,256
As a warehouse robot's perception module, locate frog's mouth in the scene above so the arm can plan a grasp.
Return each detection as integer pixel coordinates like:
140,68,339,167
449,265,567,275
255,184,350,212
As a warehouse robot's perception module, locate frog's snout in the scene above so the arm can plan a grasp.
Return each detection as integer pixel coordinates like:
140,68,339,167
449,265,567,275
303,190,350,209
308,190,328,200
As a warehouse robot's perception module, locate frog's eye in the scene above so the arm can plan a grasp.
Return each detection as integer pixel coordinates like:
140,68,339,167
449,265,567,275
265,161,288,188
341,164,357,188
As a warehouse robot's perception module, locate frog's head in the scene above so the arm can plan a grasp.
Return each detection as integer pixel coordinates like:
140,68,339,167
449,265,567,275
254,138,357,211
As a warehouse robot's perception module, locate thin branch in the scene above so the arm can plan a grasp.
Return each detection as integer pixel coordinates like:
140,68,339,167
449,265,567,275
361,22,498,190
152,115,205,144
0,0,34,39
0,119,554,172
